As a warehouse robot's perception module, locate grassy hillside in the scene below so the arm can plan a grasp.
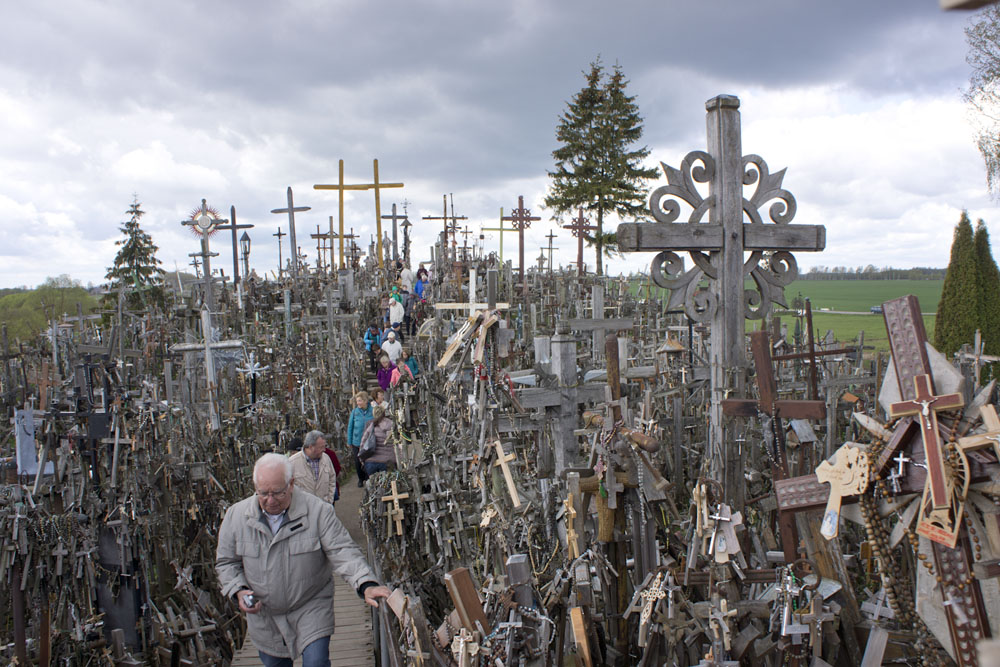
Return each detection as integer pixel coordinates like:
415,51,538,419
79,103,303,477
786,279,942,314
0,286,99,343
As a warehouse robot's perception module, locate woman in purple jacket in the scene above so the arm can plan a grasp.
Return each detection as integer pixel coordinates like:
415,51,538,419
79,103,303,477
376,353,396,392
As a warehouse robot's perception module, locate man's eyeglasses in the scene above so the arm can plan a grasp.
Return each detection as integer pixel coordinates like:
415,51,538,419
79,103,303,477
256,485,290,499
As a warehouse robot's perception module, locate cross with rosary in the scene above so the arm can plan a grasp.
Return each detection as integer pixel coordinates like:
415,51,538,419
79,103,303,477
501,195,541,300
563,207,595,277
270,187,310,282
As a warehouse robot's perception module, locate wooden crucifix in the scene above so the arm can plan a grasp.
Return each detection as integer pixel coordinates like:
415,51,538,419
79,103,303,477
213,205,253,285
889,374,963,511
563,207,595,277
722,329,825,563
544,230,559,273
272,227,286,278
502,195,541,300
270,187,310,281
310,225,331,274
617,95,826,506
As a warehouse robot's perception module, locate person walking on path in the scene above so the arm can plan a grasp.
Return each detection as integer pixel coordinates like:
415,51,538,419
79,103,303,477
380,331,402,364
358,405,396,478
346,391,373,487
216,453,390,667
376,354,396,392
362,324,381,374
288,430,337,504
399,347,419,378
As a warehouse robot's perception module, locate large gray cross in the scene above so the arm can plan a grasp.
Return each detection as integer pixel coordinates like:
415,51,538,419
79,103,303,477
271,187,310,281
617,95,826,505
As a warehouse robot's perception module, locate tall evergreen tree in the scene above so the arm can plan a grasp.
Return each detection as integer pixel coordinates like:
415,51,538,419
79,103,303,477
934,212,979,356
105,196,164,309
545,59,657,275
974,219,1000,372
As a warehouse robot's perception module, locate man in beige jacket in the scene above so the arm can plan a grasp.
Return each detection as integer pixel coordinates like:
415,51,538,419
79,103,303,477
289,431,336,503
216,453,389,666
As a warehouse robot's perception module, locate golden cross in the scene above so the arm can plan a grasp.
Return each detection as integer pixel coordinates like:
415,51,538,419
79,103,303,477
313,159,403,270
482,207,517,265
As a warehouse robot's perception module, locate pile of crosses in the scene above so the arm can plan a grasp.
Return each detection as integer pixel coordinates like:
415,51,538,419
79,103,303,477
0,201,371,664
358,97,1000,667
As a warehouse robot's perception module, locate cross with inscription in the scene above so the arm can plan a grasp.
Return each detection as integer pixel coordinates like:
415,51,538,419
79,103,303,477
270,187,310,282
563,208,595,277
889,374,963,510
502,195,541,300
618,95,826,507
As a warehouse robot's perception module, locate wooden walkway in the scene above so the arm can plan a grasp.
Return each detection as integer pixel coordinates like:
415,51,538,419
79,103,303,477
230,575,375,666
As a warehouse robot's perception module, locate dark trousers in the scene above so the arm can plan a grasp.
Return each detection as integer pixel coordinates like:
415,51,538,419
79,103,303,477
351,445,367,484
367,346,379,373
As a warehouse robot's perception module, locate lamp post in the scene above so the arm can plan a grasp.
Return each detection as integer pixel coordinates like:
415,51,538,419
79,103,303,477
240,231,251,280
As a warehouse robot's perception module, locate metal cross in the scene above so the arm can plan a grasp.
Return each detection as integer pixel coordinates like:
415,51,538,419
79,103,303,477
562,207,595,277
270,187,310,281
501,195,541,300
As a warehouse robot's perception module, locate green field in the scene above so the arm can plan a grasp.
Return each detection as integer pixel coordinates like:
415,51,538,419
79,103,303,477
759,279,943,350
784,279,942,314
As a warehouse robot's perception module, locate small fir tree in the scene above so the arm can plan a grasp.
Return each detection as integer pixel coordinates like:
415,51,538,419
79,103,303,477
105,197,164,309
545,59,657,275
934,212,979,356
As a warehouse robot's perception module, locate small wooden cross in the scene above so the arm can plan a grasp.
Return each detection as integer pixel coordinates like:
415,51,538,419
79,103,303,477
889,373,964,510
795,597,834,660
814,444,870,540
52,541,69,577
492,440,522,508
381,480,409,537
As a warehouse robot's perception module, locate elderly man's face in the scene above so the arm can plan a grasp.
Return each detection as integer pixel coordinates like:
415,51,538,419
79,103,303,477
255,464,294,515
303,437,326,460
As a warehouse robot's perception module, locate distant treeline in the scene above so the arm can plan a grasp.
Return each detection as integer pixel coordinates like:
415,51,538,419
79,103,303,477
801,266,946,280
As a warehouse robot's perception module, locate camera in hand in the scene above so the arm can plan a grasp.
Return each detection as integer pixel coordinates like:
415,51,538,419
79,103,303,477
243,593,256,608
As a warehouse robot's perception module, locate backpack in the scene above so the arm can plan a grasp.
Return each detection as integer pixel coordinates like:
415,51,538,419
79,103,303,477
358,420,377,461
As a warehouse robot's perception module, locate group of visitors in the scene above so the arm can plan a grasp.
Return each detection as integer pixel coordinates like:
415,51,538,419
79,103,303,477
215,260,434,666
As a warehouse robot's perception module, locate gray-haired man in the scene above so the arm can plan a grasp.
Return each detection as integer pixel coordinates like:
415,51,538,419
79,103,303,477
216,453,389,666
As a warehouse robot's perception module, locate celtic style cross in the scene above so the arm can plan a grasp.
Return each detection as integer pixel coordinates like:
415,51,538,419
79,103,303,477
563,208,595,276
502,195,540,299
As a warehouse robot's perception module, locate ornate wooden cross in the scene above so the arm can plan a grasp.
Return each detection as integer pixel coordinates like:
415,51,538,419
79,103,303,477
502,195,541,299
270,187,310,281
617,96,826,505
213,205,253,285
889,374,963,510
563,208,595,277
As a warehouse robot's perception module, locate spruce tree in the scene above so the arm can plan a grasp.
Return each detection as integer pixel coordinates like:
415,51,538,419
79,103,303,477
974,219,1000,374
934,212,979,356
545,59,657,275
105,196,164,309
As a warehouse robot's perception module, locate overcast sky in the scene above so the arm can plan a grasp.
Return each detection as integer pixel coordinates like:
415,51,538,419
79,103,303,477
1,1,996,289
